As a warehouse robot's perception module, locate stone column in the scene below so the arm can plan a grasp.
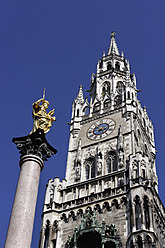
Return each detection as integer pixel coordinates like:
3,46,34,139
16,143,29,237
5,129,57,248
132,203,136,232
48,224,53,248
38,226,46,248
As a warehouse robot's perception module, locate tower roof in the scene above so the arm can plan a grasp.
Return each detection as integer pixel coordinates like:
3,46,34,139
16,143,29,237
107,31,120,55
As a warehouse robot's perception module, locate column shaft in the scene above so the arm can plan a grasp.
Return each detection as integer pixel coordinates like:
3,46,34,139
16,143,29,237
5,155,44,248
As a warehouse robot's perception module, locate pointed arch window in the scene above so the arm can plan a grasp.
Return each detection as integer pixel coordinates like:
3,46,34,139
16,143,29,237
104,99,111,109
102,82,110,99
85,164,90,179
146,235,152,247
44,220,50,248
85,158,96,179
106,151,117,173
102,86,106,99
115,62,120,70
93,103,100,113
137,235,143,248
83,106,90,115
116,81,124,95
134,196,141,230
144,196,150,230
114,95,122,108
127,91,130,99
107,62,112,71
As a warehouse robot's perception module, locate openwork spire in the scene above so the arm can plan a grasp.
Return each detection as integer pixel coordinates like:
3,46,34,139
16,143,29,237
108,31,120,55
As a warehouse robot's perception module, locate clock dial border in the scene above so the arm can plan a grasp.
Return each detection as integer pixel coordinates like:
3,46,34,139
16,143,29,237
87,119,116,140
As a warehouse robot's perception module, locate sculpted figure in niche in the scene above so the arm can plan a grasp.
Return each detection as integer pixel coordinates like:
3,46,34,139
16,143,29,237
30,89,56,134
97,154,102,175
75,161,81,181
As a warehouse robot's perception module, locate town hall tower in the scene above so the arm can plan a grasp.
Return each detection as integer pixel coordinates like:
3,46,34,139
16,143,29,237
38,32,165,248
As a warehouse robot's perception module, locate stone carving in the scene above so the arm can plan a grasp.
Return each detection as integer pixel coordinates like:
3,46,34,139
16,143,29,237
30,89,56,134
75,162,81,181
97,154,102,175
12,128,57,161
65,209,121,248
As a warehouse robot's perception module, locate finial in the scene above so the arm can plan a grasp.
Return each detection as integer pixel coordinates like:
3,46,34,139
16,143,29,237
110,31,116,38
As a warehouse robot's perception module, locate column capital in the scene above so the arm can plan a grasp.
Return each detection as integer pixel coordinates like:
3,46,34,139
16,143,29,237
12,128,57,165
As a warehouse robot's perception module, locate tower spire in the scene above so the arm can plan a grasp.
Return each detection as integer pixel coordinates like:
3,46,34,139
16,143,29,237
107,31,120,55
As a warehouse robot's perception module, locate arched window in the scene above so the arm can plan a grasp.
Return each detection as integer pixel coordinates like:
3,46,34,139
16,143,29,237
116,81,124,95
106,151,117,173
83,106,90,115
115,62,120,70
144,196,150,230
128,91,130,99
93,103,100,113
85,158,95,179
77,109,79,117
104,99,111,109
146,235,152,247
135,196,141,230
91,163,95,178
137,235,143,248
114,95,122,108
44,220,50,248
107,62,112,70
107,85,110,95
102,86,106,99
102,82,110,98
85,165,90,179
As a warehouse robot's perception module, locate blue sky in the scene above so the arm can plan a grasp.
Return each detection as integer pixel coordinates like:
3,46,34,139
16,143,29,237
1,1,165,247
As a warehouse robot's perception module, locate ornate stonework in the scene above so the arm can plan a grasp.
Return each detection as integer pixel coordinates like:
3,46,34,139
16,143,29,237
12,128,57,162
38,33,165,248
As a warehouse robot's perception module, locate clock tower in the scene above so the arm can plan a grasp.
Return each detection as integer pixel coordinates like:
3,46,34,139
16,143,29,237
38,32,165,248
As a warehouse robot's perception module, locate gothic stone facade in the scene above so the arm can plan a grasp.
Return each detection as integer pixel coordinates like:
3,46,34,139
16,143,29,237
38,33,165,248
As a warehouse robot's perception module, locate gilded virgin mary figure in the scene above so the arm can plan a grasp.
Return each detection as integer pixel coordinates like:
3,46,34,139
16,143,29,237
30,89,56,134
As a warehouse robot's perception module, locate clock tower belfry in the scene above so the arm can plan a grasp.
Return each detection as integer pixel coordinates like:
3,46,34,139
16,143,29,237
39,33,165,248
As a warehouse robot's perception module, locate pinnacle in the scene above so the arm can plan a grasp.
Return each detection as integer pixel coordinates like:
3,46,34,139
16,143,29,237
107,31,120,55
76,85,84,104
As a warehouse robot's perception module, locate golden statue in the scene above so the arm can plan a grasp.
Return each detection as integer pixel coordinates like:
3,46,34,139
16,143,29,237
30,89,56,134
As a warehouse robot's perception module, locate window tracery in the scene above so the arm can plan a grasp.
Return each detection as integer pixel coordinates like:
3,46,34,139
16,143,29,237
102,81,110,99
115,62,120,70
116,81,124,95
114,95,122,108
84,158,96,179
106,151,117,173
144,196,150,230
134,196,141,230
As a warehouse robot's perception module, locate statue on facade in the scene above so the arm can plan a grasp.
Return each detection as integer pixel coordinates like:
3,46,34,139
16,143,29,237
30,89,56,134
97,154,102,175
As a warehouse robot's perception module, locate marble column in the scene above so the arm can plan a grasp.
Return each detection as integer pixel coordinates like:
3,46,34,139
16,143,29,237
5,129,57,248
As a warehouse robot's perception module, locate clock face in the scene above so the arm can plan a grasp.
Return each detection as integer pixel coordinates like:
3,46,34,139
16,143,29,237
87,119,115,140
